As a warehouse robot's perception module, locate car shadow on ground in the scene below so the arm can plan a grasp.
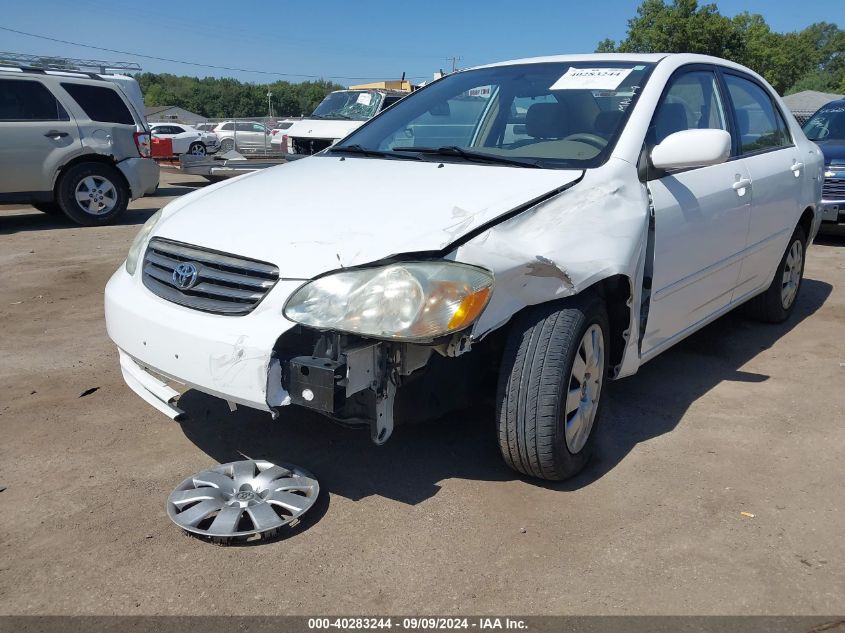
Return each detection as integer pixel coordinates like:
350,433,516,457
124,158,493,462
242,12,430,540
178,278,832,505
0,207,161,234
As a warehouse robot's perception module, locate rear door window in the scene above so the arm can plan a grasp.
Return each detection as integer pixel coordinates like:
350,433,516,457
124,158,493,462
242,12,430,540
0,79,69,121
61,83,134,125
723,74,791,153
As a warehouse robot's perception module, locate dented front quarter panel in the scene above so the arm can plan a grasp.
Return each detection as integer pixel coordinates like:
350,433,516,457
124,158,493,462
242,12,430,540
452,160,650,377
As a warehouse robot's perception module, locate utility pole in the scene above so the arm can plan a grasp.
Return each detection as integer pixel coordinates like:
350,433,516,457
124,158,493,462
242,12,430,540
446,56,463,73
267,90,273,118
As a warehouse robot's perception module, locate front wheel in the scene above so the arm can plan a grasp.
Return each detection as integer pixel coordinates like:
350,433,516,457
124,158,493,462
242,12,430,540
741,225,806,323
496,295,609,481
219,138,235,152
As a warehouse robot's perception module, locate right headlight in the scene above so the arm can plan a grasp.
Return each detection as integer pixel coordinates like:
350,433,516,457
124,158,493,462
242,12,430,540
283,261,494,341
125,209,162,275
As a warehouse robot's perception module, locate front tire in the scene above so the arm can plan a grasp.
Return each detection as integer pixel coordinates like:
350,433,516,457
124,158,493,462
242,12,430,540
496,295,609,481
56,162,128,226
741,225,806,323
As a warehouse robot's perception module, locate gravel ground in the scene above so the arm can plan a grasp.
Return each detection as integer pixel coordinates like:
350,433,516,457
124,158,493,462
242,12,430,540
0,169,843,615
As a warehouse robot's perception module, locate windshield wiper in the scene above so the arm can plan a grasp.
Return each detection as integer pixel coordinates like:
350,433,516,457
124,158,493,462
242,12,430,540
329,144,423,160
392,145,543,168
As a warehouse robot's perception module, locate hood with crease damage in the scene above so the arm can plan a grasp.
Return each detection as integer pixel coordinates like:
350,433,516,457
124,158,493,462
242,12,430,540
155,155,582,279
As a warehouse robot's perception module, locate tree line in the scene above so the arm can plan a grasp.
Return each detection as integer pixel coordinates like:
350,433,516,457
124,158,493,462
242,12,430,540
137,74,345,118
597,0,844,95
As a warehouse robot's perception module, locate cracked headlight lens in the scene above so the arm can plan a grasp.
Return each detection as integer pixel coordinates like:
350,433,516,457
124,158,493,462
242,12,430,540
283,261,493,341
125,209,162,275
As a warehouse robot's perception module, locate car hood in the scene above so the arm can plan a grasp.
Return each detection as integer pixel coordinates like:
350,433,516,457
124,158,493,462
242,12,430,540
285,118,365,140
155,156,582,279
814,139,845,164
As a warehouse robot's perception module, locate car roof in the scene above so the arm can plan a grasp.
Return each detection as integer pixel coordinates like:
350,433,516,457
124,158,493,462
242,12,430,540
468,52,748,72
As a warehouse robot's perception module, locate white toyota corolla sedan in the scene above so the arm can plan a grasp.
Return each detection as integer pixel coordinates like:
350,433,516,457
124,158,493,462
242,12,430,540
106,53,823,481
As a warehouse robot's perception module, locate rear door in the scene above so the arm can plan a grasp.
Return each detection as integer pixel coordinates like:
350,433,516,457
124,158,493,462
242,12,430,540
0,77,81,194
57,80,139,160
721,72,805,300
642,68,751,356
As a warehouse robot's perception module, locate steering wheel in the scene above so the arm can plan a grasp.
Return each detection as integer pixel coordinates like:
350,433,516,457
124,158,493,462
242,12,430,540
562,133,608,149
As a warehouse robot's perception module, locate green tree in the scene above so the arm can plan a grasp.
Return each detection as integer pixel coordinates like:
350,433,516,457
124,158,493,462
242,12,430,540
596,1,845,94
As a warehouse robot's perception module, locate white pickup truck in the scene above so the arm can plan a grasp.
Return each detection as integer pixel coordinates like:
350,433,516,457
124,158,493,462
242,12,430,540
282,88,407,156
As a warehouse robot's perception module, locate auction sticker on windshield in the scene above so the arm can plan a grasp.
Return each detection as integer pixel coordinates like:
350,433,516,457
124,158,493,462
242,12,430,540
550,67,633,90
357,93,372,105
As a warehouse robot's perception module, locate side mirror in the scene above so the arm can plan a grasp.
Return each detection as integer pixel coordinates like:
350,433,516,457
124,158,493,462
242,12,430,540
650,128,731,170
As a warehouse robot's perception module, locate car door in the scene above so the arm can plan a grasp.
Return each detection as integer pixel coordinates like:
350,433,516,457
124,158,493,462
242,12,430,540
641,68,752,357
721,72,805,301
0,77,81,195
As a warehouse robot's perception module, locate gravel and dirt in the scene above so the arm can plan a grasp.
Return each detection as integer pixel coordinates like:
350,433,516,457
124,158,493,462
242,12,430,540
0,169,843,615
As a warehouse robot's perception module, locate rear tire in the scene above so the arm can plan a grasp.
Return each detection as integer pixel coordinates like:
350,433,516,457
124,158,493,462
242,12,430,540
220,138,235,152
496,294,609,481
56,162,128,226
187,142,207,156
741,225,806,323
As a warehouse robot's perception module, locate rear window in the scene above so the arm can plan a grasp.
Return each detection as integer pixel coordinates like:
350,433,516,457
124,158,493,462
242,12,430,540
61,83,134,125
0,79,68,121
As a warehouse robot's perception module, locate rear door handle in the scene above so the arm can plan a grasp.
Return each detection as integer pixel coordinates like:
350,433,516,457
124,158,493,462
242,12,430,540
791,161,804,177
733,178,752,195
44,130,68,139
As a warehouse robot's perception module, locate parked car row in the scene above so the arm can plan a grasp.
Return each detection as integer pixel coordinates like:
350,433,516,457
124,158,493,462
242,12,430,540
149,122,219,156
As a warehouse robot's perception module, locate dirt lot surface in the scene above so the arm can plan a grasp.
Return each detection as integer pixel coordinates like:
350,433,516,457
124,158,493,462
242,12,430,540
0,169,843,615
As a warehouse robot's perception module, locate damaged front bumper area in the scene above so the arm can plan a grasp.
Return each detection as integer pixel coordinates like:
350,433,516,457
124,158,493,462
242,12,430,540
106,266,477,444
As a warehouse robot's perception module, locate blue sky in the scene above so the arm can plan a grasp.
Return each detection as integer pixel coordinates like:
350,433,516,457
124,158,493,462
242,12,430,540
0,0,839,85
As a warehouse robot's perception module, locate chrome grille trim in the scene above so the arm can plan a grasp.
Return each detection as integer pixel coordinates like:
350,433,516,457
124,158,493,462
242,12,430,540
822,177,845,202
142,238,279,316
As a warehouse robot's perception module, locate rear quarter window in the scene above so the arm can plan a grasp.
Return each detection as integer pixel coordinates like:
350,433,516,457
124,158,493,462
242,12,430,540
60,83,134,125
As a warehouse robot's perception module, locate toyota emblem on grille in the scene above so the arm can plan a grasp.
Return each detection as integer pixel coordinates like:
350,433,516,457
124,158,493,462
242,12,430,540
172,262,199,290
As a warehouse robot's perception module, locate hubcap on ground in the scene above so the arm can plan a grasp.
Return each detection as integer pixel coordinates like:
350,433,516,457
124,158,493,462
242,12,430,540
166,460,319,543
564,324,605,454
74,175,117,215
781,240,803,309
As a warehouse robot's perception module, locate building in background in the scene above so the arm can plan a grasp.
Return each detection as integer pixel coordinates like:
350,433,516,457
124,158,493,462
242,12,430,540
144,105,207,125
783,90,844,124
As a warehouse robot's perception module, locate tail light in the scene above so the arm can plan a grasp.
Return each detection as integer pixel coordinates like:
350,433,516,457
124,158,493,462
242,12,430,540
134,132,151,158
282,134,289,153
271,129,279,136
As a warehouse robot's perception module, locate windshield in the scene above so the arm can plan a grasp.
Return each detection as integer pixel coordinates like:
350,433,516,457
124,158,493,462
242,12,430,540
311,90,383,121
803,104,845,141
333,62,653,168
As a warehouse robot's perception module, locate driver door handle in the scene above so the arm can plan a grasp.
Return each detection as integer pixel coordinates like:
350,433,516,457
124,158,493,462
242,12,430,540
791,161,804,177
44,130,68,139
733,177,752,193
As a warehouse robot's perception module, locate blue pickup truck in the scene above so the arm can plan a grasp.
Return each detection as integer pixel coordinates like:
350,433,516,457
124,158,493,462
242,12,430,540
803,100,845,231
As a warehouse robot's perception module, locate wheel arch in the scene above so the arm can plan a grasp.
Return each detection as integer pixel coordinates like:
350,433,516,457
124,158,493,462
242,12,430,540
798,206,815,243
52,154,130,197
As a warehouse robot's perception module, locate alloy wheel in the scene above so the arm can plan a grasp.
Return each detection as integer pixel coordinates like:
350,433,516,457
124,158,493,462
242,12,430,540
781,239,803,309
74,175,117,215
564,324,605,454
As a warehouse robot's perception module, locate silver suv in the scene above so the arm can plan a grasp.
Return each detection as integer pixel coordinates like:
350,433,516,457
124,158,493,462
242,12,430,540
0,67,159,225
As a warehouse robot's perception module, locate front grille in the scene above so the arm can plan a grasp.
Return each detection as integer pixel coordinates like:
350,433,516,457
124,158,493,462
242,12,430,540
142,238,279,316
822,177,845,201
291,137,332,155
